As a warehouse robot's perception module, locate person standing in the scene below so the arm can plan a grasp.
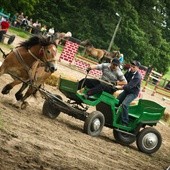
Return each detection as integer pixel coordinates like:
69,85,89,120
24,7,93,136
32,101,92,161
78,58,127,98
46,27,55,37
116,60,142,126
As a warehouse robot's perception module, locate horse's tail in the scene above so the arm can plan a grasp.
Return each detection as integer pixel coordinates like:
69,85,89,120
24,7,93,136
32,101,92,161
0,48,7,59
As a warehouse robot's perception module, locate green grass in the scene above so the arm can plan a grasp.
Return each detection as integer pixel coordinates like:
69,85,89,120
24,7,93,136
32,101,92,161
0,42,13,49
9,27,31,39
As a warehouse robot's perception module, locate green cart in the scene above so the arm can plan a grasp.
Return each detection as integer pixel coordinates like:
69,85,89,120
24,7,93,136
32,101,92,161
41,77,165,154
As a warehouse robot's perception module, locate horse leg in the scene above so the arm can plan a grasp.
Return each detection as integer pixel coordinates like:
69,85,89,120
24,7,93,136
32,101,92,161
20,86,38,109
15,83,28,101
1,80,21,94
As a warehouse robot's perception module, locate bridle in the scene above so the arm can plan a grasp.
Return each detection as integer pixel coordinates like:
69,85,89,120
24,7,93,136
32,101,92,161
13,44,56,80
28,46,52,64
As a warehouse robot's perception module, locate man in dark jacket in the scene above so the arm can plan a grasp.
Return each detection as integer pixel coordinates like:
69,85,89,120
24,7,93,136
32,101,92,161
117,60,142,126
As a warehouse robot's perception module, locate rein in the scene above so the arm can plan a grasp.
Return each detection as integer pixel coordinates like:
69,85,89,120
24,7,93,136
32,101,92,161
28,47,48,64
13,49,30,72
13,48,45,83
28,49,41,61
0,48,7,58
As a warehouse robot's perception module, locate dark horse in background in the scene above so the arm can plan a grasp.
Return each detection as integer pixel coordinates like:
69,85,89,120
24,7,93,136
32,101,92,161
0,35,58,109
80,39,120,63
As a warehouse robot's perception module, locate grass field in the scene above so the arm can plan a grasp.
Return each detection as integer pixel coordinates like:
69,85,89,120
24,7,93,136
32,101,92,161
9,27,31,39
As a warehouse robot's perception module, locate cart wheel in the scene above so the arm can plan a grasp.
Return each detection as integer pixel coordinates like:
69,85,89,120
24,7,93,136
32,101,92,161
113,129,136,145
7,35,15,44
136,127,162,154
83,111,105,137
42,95,62,119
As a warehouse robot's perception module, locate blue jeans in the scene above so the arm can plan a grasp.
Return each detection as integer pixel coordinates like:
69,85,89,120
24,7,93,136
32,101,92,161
117,91,138,124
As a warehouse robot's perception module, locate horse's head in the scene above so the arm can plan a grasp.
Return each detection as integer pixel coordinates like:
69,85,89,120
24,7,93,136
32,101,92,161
20,36,58,73
104,50,120,58
39,44,57,73
80,39,92,47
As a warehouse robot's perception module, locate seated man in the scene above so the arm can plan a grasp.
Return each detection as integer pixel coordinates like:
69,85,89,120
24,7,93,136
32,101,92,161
78,58,127,98
116,60,142,126
0,18,10,42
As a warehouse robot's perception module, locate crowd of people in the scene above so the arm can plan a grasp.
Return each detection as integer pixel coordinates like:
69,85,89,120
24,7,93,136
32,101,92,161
10,12,49,35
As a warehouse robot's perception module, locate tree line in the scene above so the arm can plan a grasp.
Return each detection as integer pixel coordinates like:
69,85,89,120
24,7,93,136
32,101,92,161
1,0,170,74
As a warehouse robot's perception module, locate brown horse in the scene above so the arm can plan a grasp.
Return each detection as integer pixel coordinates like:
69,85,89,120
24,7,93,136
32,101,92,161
0,35,58,109
102,50,121,62
80,40,121,63
80,39,105,62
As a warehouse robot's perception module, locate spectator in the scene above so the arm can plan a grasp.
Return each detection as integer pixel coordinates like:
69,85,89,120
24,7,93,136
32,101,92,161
46,27,55,37
116,60,142,126
0,18,10,42
0,16,6,23
20,16,29,30
15,12,24,27
40,25,47,35
32,20,41,34
78,58,127,98
118,53,124,69
26,18,33,33
118,53,124,64
11,13,19,26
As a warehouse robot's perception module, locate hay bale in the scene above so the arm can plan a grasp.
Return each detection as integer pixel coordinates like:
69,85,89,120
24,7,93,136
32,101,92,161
45,73,78,87
45,74,60,87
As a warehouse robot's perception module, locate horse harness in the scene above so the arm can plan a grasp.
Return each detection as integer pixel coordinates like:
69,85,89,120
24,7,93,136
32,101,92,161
13,47,48,82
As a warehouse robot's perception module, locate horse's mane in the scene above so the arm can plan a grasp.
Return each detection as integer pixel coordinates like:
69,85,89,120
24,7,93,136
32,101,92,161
19,35,56,49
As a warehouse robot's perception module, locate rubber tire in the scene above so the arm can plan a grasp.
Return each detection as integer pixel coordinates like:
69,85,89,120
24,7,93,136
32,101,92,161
42,95,62,119
113,130,136,145
136,127,162,154
7,35,15,44
83,111,105,137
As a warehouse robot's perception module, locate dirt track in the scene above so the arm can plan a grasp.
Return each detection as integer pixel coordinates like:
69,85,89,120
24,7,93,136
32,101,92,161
0,35,170,170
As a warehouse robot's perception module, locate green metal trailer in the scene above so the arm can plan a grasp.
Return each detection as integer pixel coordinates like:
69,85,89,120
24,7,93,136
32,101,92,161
41,77,165,154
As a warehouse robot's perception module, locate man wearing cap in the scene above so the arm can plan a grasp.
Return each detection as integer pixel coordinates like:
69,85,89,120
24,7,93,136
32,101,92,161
78,58,127,98
116,60,142,126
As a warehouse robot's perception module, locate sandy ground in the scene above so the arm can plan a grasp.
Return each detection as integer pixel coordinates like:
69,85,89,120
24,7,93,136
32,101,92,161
0,34,170,170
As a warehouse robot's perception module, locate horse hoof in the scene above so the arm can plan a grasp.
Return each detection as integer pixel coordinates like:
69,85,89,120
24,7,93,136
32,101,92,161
11,103,20,109
15,93,23,101
1,84,12,94
21,102,29,110
1,89,10,94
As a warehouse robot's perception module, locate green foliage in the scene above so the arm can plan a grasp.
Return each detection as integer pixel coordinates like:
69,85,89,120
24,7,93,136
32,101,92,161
163,67,170,80
1,0,170,74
